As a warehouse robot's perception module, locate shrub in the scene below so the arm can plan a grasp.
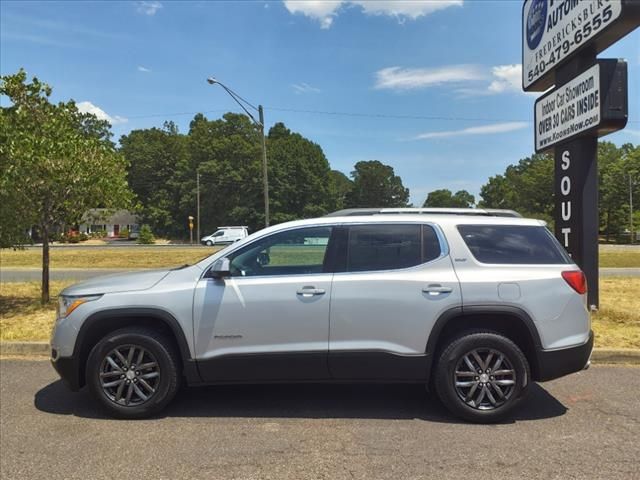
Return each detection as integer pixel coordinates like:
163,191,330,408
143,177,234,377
118,228,129,239
137,225,155,244
78,232,89,242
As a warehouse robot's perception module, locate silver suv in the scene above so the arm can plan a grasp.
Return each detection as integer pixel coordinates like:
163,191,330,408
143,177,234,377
50,213,592,422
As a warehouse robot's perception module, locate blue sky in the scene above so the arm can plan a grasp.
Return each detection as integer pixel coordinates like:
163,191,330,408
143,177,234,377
1,0,639,205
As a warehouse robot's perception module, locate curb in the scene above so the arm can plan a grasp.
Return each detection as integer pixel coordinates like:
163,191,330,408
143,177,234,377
590,349,640,364
1,342,639,364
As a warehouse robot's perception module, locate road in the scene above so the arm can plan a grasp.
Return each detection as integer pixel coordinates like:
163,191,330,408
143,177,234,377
2,267,640,282
1,360,638,480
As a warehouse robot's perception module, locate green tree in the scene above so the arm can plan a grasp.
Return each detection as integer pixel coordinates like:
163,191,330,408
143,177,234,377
137,224,155,244
478,143,640,237
422,189,475,208
345,160,409,208
188,113,263,232
0,69,131,303
120,121,190,238
599,142,640,241
479,153,554,224
328,170,353,211
267,122,336,222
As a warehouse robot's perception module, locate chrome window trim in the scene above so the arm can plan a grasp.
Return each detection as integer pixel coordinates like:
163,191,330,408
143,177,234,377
201,220,451,279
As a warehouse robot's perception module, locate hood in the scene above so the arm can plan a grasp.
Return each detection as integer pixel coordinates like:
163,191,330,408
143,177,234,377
61,269,171,296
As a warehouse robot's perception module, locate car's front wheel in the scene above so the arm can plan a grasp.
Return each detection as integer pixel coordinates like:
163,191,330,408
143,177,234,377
434,332,530,423
86,327,180,419
205,240,213,246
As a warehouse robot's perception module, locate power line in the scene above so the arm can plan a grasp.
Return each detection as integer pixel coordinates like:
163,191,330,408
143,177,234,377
122,105,640,124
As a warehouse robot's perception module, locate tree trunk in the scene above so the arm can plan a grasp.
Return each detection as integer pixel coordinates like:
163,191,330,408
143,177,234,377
41,225,50,305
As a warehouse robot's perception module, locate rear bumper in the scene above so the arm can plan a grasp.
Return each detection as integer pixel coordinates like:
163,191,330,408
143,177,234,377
51,355,82,391
535,330,593,382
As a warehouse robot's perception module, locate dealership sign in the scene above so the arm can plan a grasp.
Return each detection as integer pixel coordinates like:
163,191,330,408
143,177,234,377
534,59,627,152
522,0,640,91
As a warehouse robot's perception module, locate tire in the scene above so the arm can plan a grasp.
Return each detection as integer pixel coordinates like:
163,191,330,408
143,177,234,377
434,332,530,423
206,240,213,246
86,327,180,419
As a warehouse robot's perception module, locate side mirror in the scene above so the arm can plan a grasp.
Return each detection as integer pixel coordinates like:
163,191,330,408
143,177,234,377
207,257,231,279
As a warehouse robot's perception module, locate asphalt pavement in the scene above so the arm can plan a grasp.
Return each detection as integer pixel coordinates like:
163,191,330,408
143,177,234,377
1,360,638,479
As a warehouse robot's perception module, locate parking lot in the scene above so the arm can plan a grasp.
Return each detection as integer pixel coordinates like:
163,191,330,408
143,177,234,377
1,360,638,480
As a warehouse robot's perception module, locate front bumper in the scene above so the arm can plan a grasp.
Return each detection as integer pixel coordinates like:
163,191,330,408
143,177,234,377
51,355,82,391
535,330,593,382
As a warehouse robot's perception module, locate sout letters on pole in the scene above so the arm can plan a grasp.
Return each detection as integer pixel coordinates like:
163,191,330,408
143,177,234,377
522,0,639,308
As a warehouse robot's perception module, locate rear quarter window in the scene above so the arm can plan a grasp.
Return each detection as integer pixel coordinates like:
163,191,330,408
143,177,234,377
457,225,571,265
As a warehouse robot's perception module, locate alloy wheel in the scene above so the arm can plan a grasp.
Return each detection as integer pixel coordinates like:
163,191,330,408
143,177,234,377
99,344,161,407
453,348,516,410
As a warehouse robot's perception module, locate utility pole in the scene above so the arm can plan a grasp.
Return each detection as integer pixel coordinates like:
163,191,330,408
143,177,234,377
197,171,201,242
259,105,270,227
631,174,635,244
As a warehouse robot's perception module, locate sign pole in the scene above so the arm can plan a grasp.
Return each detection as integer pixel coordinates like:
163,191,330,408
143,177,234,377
552,49,599,309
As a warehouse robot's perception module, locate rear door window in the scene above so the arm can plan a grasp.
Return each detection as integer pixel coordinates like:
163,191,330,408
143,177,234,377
346,224,442,272
457,225,571,265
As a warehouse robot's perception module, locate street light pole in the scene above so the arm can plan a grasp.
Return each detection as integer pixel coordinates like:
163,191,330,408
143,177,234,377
206,77,270,227
631,174,635,244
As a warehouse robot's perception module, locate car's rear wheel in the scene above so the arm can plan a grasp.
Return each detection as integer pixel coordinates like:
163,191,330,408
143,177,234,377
86,327,180,419
434,332,530,423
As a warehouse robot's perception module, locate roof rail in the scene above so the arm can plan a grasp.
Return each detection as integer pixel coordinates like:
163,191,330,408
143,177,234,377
324,208,522,218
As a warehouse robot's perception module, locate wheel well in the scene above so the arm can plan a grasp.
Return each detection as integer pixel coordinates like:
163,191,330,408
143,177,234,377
430,313,540,379
75,315,185,389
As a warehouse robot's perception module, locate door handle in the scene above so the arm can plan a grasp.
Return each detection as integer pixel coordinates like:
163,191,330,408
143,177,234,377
422,285,453,295
296,287,326,297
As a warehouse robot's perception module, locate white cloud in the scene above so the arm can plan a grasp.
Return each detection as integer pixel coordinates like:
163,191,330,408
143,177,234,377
283,1,341,29
352,0,463,20
374,65,485,91
487,64,522,93
415,122,528,139
375,63,535,95
137,65,152,72
282,0,461,28
136,1,163,16
291,82,321,94
76,101,128,125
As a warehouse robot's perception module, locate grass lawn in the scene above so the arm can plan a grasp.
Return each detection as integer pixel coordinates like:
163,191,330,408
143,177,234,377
1,247,220,269
1,278,638,349
599,250,640,268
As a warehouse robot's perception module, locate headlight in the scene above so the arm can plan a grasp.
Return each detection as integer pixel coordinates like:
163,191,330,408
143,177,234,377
58,295,102,318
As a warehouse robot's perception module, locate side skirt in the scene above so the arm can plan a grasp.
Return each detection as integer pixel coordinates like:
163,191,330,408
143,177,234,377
191,351,431,385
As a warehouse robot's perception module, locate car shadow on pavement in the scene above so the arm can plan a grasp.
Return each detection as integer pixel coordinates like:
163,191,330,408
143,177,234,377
35,381,567,423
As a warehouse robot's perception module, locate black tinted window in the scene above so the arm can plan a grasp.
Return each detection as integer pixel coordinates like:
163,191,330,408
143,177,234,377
457,225,571,265
423,225,441,263
347,224,422,272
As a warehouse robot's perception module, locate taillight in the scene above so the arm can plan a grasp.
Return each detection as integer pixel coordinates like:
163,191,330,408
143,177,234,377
562,270,587,295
